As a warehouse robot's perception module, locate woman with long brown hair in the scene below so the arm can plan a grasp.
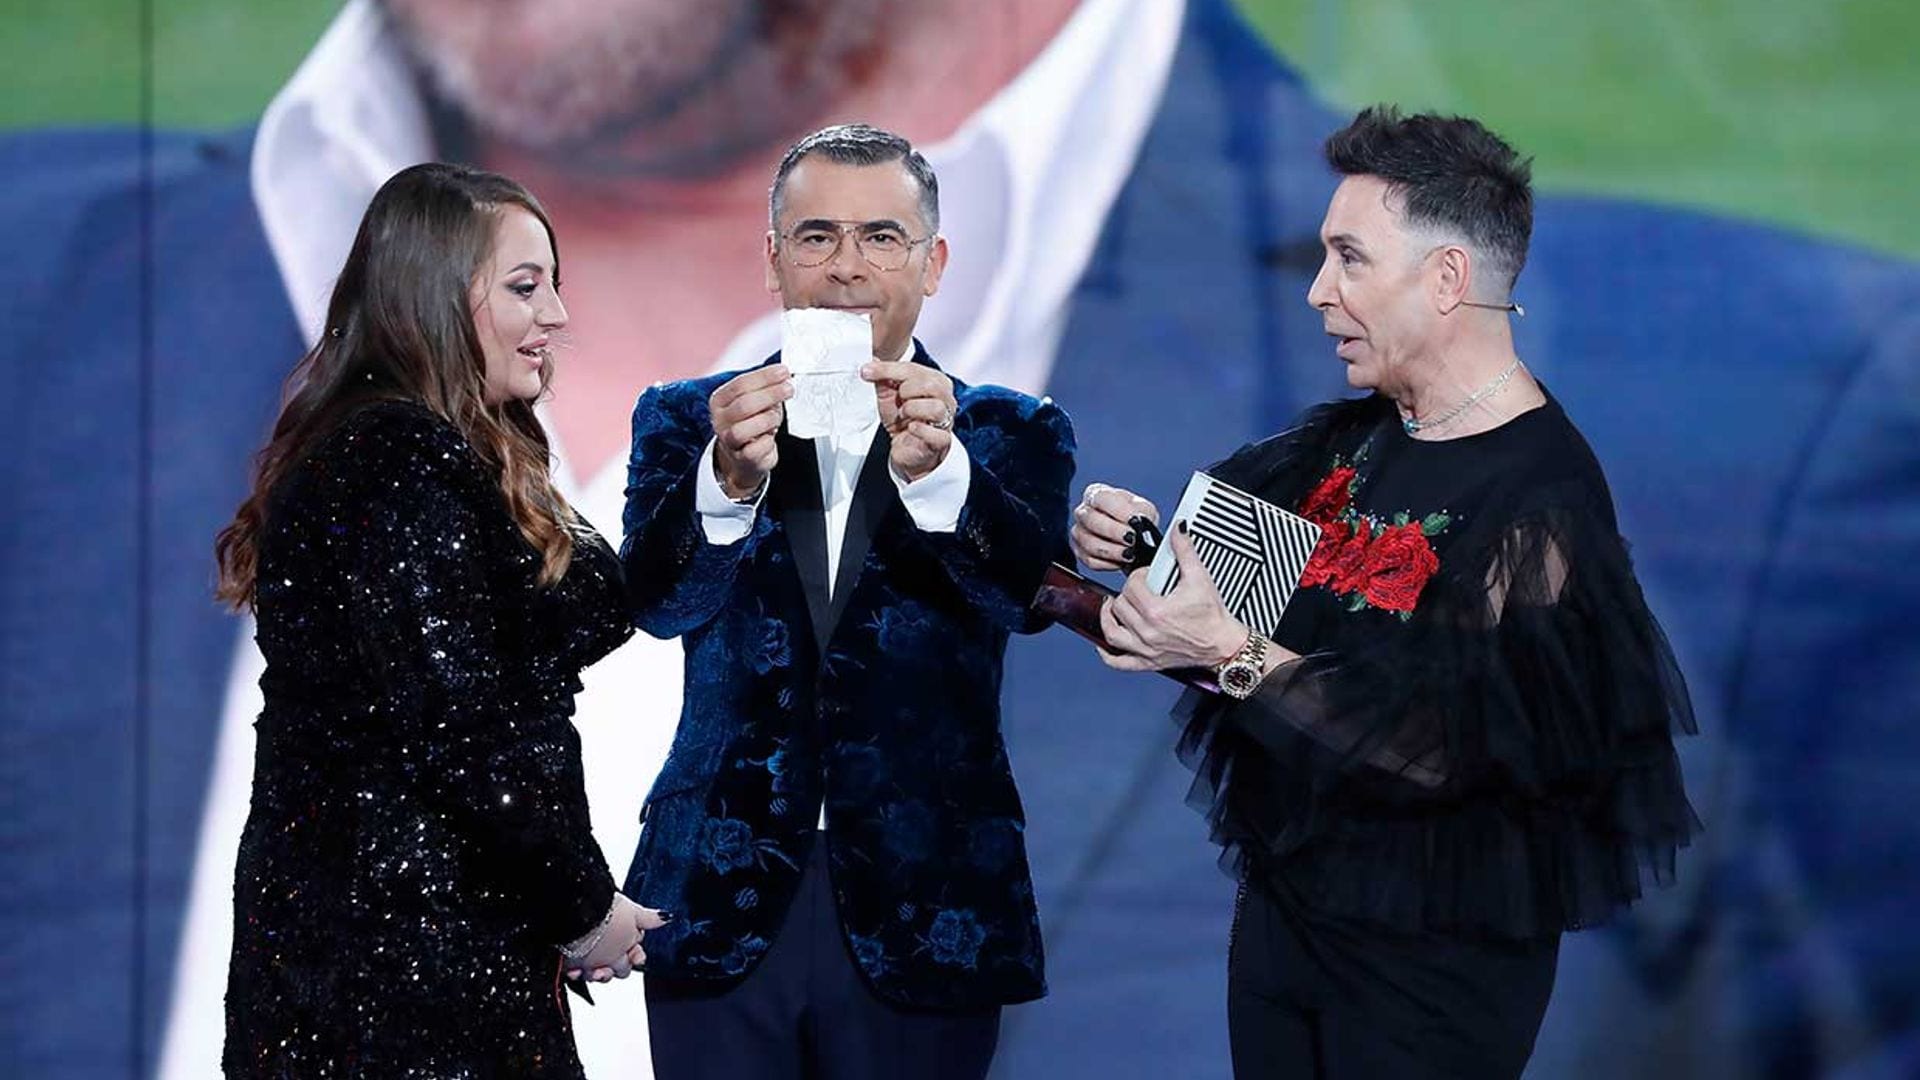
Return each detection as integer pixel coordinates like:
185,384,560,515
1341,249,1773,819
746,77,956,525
214,162,662,1077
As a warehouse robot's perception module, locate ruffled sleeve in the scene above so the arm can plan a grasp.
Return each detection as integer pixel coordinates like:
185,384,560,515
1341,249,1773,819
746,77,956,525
1175,433,1700,940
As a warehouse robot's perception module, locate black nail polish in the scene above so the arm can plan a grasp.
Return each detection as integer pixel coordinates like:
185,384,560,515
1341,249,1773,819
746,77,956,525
659,911,677,922
1123,530,1137,545
1176,519,1189,535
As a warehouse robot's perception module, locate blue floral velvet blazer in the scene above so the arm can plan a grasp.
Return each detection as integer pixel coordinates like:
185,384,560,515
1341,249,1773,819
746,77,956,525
618,344,1075,1010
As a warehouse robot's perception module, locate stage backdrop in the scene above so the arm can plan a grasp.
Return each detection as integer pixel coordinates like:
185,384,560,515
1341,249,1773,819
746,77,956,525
5,2,1917,1078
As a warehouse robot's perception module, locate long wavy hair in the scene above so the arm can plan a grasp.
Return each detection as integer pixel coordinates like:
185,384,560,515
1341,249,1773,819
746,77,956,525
215,162,577,609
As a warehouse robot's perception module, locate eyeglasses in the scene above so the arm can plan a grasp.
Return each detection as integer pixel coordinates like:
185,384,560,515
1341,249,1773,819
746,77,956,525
779,220,933,271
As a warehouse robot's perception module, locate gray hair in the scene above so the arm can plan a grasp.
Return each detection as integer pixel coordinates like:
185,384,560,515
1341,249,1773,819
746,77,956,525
768,123,940,234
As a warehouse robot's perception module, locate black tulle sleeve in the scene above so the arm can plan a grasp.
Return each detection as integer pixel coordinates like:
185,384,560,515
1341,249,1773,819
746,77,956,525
1174,405,1700,940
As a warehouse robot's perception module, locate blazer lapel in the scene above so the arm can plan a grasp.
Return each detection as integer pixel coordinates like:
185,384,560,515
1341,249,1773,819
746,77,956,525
823,426,898,643
769,425,833,650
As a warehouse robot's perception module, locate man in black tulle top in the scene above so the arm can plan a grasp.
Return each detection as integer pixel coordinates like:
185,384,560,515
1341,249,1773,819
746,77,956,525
1071,107,1701,1079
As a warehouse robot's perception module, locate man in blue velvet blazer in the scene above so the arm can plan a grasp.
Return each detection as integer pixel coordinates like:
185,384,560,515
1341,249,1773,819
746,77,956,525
4,2,1919,1078
615,125,1074,1078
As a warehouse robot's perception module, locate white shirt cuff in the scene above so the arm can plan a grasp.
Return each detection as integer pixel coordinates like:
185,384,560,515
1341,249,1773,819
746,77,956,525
891,437,970,534
694,438,764,545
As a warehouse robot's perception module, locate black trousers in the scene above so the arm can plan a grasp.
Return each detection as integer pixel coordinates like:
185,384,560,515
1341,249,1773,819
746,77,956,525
646,834,1002,1080
1226,880,1559,1080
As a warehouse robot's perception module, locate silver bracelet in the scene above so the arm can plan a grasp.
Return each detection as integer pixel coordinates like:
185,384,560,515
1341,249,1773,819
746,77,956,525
563,902,616,958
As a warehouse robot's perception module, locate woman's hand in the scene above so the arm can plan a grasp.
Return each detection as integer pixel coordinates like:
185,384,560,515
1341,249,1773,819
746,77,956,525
1098,524,1248,671
563,893,671,982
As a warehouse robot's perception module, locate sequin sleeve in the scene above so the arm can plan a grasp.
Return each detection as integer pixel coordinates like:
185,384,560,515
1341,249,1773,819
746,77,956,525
345,422,615,945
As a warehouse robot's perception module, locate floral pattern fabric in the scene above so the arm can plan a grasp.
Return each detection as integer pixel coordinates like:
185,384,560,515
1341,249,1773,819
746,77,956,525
1297,441,1450,619
616,350,1073,1010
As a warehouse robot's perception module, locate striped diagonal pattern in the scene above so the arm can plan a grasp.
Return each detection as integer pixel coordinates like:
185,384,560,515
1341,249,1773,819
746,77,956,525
1165,480,1321,637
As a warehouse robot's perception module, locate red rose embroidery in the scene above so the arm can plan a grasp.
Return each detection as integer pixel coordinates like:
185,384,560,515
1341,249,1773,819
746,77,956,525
1327,518,1374,594
1299,466,1356,525
1295,450,1448,615
1300,520,1350,588
1359,523,1439,613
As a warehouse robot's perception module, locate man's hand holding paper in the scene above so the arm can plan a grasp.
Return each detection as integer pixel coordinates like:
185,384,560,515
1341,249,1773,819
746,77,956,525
709,364,794,500
862,357,956,482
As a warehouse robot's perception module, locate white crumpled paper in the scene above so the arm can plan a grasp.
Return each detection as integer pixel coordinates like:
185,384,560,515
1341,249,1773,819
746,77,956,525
780,308,878,438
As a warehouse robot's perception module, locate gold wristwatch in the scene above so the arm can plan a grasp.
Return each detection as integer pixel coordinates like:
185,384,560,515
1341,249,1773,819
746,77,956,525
1215,629,1270,700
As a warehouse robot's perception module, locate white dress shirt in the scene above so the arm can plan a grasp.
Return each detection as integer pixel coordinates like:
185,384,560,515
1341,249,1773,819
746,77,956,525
694,428,971,573
160,2,1182,1077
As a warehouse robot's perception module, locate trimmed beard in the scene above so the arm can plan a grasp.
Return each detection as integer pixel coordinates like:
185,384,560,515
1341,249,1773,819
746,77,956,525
384,0,893,177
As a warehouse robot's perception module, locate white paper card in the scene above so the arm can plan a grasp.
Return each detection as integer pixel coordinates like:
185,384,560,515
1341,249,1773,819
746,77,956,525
780,308,878,438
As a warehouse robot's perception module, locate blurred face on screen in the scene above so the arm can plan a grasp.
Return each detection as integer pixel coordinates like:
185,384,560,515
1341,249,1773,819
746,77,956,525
384,0,890,167
473,205,568,406
1306,175,1442,396
764,157,946,364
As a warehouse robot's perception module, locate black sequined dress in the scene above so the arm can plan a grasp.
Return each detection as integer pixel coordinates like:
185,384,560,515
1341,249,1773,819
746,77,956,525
223,401,631,1078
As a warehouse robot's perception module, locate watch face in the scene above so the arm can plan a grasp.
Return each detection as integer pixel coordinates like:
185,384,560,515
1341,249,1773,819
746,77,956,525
1221,664,1256,696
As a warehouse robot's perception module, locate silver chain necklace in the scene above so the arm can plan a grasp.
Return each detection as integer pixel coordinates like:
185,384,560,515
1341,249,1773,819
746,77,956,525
1401,357,1523,436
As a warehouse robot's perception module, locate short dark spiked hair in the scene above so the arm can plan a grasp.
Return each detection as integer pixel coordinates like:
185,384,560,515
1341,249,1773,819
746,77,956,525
769,123,940,233
1324,106,1534,292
